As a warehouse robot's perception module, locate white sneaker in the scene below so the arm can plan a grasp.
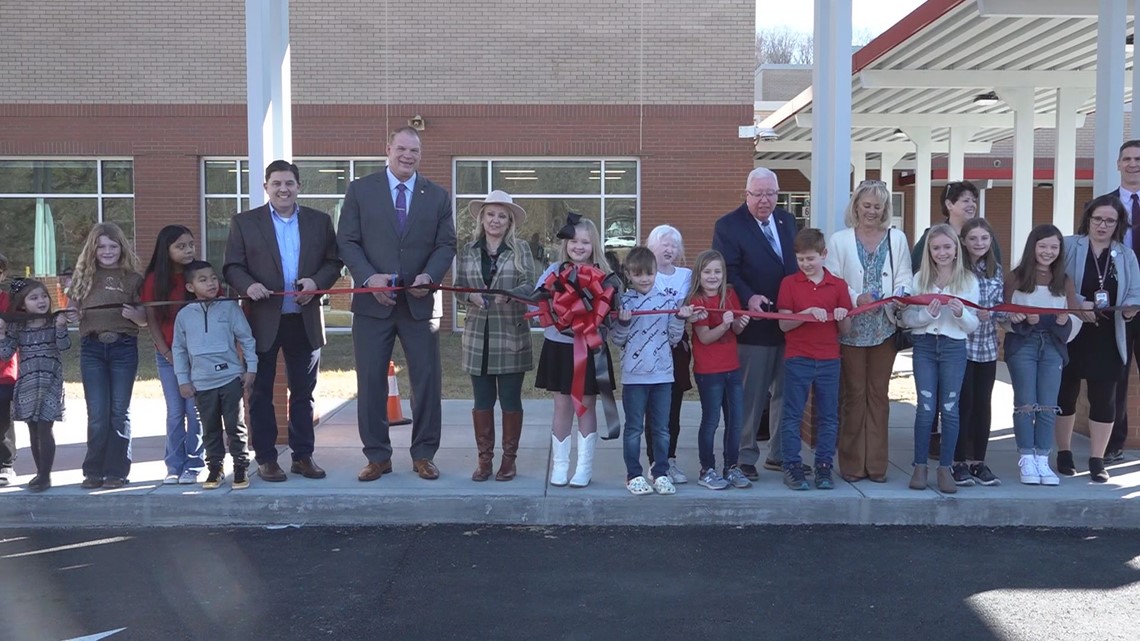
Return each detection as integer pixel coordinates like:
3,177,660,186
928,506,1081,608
667,458,688,484
162,474,179,485
1018,455,1041,485
179,470,200,485
653,475,676,495
1035,454,1060,486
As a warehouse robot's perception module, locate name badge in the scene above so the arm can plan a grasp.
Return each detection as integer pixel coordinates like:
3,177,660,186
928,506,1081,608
1094,289,1110,310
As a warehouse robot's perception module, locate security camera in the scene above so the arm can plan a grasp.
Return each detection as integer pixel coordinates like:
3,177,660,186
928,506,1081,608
757,127,779,141
408,115,425,131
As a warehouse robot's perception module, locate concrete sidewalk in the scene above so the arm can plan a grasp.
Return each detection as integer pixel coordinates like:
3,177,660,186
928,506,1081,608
2,357,1138,528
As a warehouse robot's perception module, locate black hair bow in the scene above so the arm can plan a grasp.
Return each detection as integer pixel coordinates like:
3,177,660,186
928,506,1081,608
555,212,583,240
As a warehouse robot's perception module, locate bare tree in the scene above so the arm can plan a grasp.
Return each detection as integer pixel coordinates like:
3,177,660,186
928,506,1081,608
756,26,880,66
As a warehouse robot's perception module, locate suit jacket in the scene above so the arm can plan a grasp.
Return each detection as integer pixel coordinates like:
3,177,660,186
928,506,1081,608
336,171,457,320
223,204,343,353
712,204,798,346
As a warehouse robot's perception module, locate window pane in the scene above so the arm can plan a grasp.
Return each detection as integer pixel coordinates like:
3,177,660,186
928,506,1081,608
296,160,349,196
491,160,600,195
603,198,638,253
0,160,97,194
353,160,385,180
101,160,133,194
603,161,637,195
205,198,239,266
205,160,238,195
296,197,341,217
0,198,35,276
102,198,135,246
456,161,488,195
240,161,250,195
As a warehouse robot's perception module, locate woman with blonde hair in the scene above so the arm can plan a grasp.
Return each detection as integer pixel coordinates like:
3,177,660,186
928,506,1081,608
824,179,911,482
67,222,146,489
455,191,536,482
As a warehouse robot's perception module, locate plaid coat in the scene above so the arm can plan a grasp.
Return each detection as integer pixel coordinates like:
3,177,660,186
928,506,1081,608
455,239,536,375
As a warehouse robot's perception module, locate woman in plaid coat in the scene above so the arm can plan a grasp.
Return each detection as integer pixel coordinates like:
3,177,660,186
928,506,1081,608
456,191,536,482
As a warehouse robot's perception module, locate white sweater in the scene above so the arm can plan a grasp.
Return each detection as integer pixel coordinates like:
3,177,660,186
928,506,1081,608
901,274,980,340
825,227,913,304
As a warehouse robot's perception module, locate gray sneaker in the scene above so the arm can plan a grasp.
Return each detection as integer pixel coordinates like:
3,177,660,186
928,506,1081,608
0,466,15,487
698,468,729,490
666,458,688,484
724,466,753,489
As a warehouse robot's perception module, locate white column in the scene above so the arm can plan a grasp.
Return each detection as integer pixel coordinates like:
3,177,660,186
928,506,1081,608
947,127,976,180
1054,88,1092,235
809,0,853,237
1003,87,1036,265
878,151,904,193
1094,0,1126,196
852,151,866,187
246,0,293,209
903,127,933,235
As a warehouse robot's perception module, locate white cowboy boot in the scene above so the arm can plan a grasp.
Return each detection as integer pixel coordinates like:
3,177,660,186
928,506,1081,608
550,434,571,486
569,431,597,488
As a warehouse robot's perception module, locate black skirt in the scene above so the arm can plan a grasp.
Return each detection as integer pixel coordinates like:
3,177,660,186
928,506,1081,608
535,338,617,395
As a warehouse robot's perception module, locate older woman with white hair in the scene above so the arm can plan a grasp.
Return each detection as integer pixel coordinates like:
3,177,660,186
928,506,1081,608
455,190,536,482
824,179,912,482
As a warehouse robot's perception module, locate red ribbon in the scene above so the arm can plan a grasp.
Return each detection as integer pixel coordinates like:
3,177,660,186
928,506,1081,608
532,264,616,416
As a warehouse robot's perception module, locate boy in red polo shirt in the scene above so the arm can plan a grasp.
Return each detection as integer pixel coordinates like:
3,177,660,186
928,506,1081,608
776,228,852,490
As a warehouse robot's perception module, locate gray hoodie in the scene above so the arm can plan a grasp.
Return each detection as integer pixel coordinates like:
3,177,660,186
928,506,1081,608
172,299,258,392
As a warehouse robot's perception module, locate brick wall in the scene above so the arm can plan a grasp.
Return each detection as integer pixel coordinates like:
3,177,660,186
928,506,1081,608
1,0,751,105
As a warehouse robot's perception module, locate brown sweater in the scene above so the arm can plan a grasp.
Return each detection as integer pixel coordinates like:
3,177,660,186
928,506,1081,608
78,268,144,335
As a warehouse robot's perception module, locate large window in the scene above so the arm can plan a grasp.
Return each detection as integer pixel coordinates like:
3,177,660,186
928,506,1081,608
201,158,386,265
0,159,134,277
454,158,640,328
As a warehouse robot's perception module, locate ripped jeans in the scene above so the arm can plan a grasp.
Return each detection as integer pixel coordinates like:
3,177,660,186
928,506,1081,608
1005,332,1063,455
911,334,967,467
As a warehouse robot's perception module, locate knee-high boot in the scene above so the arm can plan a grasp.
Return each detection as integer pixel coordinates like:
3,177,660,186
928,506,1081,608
496,411,523,481
471,409,495,482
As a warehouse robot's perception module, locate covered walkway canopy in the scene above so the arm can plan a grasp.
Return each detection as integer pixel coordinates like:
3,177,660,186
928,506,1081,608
755,0,1138,257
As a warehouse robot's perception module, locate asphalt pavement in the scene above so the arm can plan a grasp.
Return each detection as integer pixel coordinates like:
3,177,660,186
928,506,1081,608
1,525,1138,641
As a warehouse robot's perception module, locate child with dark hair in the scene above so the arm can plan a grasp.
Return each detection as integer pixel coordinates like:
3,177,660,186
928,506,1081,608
776,228,852,491
172,261,257,490
0,279,72,491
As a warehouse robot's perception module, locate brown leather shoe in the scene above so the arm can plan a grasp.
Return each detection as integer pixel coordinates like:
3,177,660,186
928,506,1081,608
412,458,440,480
357,460,393,482
258,461,287,482
290,457,327,479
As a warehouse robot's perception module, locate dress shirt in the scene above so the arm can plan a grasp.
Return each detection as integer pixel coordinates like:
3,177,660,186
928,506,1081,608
271,205,301,314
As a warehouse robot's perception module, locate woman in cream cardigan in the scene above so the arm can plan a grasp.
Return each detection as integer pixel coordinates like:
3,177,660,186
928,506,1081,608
824,180,912,482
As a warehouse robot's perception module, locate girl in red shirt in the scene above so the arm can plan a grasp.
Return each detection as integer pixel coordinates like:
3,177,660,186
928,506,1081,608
687,250,751,490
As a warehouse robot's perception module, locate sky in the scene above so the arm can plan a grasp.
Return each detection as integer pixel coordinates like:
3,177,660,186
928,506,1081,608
756,0,925,39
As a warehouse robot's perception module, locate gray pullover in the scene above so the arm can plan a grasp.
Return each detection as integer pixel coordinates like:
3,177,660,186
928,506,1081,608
172,299,258,392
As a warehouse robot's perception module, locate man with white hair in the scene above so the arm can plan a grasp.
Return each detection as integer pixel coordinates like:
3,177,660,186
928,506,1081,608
712,167,800,479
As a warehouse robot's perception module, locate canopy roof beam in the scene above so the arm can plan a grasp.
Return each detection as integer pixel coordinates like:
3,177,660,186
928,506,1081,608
858,69,1132,89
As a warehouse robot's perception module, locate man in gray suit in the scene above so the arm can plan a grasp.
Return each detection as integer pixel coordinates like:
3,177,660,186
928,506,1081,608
337,126,457,481
224,160,343,482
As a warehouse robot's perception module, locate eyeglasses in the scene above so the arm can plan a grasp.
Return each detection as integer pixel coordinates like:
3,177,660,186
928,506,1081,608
745,190,779,200
1090,216,1118,228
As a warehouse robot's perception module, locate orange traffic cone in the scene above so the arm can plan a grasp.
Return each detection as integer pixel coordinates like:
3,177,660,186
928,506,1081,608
388,361,412,426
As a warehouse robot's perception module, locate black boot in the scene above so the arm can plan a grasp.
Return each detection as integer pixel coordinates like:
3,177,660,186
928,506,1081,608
1056,450,1076,476
1088,457,1109,483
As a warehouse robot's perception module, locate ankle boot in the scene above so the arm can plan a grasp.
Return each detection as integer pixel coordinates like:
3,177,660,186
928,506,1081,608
909,464,928,490
496,411,523,481
550,434,571,486
1088,457,1109,483
569,432,597,488
471,409,495,482
1056,450,1076,476
936,466,958,494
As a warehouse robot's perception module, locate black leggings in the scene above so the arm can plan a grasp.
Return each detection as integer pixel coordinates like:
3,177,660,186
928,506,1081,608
471,373,525,412
955,360,997,462
26,420,56,476
1058,370,1116,423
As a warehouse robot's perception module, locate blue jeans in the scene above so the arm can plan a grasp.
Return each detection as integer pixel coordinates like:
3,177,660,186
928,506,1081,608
694,369,743,472
911,334,967,467
780,357,840,468
157,351,204,475
80,335,138,480
1006,332,1063,455
622,383,671,480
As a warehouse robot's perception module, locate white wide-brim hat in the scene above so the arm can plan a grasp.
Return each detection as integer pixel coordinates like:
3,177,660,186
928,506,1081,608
468,190,527,227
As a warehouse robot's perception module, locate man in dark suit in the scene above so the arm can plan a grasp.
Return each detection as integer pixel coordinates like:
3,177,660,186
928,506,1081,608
713,167,799,480
337,126,457,481
224,160,343,482
1109,140,1140,462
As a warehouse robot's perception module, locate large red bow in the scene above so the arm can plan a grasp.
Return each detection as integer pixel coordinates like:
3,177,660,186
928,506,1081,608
533,264,617,416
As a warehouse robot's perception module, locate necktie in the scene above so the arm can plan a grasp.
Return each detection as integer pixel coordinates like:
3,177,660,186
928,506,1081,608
1131,193,1140,256
762,220,777,247
396,183,408,233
